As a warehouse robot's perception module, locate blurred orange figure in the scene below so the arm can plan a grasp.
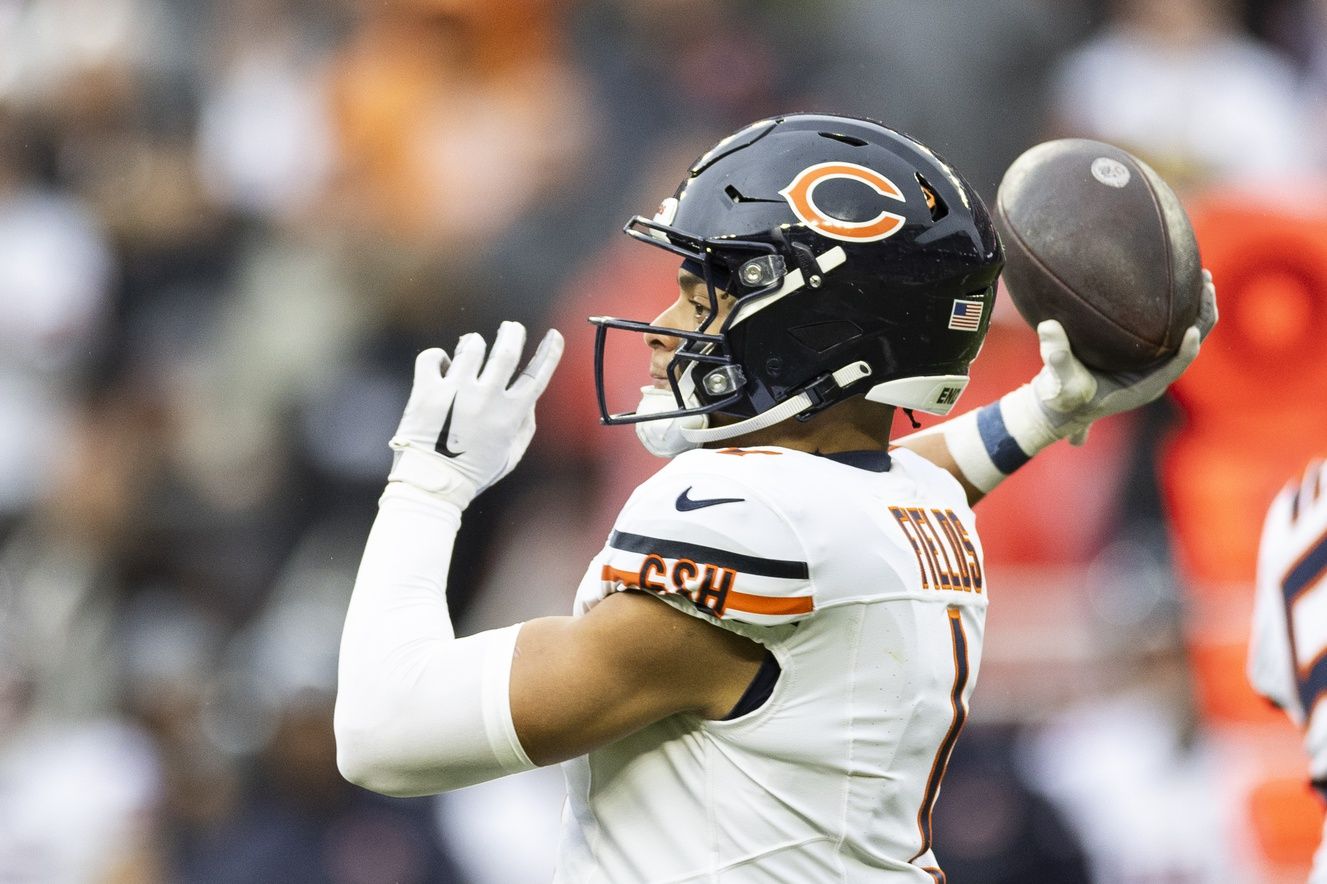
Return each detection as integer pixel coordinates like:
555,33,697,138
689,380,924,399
1162,191,1327,876
326,0,591,251
1163,189,1327,719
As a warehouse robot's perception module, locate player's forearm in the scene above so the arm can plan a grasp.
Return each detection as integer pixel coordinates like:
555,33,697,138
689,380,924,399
334,482,533,796
335,483,459,779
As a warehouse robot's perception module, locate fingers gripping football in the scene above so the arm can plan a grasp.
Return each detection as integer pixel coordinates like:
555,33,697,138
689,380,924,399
1032,320,1099,415
1030,269,1217,445
389,322,564,508
1196,268,1219,340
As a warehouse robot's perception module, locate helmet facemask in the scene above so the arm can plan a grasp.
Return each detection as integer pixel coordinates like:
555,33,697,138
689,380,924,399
590,213,795,428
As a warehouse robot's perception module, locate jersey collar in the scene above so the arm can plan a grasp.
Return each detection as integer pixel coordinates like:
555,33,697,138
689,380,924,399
818,449,891,472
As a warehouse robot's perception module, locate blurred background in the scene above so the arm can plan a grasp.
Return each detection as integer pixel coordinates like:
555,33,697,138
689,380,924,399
1,0,1326,880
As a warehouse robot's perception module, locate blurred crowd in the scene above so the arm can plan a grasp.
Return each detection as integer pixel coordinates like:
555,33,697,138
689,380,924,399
2,0,1326,881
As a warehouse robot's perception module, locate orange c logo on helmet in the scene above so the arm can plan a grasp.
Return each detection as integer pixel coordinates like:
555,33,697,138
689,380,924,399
779,162,907,243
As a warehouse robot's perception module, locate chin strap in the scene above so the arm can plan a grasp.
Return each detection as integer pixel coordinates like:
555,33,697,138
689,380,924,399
681,361,872,443
634,385,708,458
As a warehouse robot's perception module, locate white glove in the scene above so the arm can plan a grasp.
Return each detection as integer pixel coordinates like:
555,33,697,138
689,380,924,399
926,271,1218,496
388,321,564,509
1023,268,1219,446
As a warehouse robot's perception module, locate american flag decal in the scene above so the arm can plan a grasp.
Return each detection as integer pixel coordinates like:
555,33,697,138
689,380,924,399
948,299,984,332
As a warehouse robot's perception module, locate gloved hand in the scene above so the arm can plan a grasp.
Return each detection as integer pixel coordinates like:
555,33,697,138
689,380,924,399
388,321,564,509
1023,269,1218,446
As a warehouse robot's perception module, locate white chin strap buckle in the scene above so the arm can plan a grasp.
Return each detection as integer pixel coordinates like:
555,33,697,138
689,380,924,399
633,385,708,458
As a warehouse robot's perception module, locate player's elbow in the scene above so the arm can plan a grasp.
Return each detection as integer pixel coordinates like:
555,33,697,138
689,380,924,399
333,726,379,793
336,746,419,797
333,699,434,798
334,713,393,794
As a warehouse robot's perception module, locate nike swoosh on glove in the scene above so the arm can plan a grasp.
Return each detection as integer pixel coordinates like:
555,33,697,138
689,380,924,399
388,321,564,509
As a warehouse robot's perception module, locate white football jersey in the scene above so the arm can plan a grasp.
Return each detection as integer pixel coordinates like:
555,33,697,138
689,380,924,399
1248,461,1327,882
556,446,987,883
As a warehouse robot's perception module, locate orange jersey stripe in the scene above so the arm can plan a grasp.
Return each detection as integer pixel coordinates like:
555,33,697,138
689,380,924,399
600,564,811,617
601,565,641,586
723,590,813,617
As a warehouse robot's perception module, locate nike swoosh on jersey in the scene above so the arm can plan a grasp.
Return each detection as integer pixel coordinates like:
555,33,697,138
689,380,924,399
435,402,463,458
675,487,745,512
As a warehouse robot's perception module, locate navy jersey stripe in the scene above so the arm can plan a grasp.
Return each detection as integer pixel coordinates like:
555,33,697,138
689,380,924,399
608,531,809,579
1299,653,1327,717
1281,529,1327,714
1283,530,1327,604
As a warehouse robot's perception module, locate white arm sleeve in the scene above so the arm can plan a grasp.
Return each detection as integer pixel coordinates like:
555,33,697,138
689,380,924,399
334,482,535,797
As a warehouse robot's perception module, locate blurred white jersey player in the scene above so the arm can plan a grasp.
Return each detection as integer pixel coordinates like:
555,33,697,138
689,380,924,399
561,445,984,881
1250,460,1327,882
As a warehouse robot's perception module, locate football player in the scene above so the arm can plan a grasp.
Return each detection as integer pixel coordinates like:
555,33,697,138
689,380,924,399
335,113,1216,881
1249,460,1327,883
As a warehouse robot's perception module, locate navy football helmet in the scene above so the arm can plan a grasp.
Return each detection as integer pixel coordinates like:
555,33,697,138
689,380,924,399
590,113,1003,446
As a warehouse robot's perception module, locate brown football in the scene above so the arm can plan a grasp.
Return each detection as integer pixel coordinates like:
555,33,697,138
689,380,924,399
993,139,1202,371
